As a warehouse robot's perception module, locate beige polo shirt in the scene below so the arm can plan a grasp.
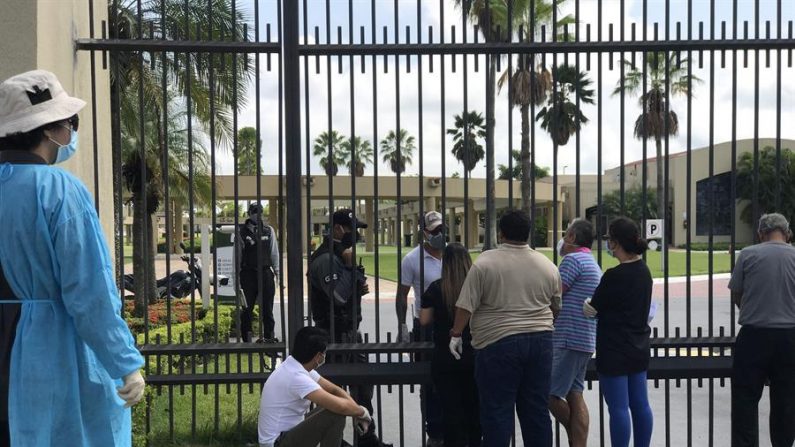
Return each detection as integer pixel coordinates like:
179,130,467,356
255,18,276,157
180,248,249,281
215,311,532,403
456,243,562,349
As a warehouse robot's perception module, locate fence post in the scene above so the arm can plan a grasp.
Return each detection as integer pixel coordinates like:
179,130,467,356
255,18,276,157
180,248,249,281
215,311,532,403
283,0,303,351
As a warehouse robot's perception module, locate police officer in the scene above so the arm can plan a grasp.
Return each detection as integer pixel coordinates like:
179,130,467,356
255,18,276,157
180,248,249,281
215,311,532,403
307,209,392,447
239,203,280,343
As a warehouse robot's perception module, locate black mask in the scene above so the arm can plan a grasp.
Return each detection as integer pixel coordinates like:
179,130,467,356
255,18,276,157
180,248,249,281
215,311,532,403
339,231,355,250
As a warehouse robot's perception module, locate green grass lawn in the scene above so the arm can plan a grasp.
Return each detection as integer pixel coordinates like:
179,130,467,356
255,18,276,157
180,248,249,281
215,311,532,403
356,244,733,283
134,353,266,447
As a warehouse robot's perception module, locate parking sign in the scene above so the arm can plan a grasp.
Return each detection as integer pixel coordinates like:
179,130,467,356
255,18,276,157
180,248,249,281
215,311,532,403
646,219,664,240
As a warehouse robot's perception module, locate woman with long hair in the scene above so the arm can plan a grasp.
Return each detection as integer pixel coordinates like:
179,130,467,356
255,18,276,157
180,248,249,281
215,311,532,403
584,217,654,447
420,243,481,447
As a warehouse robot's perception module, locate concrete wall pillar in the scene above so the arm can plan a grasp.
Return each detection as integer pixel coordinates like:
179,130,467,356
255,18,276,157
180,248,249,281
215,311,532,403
448,207,457,243
364,199,375,252
466,200,478,248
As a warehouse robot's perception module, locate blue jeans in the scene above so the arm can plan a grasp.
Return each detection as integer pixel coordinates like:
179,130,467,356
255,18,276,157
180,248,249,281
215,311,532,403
474,332,553,447
599,371,653,447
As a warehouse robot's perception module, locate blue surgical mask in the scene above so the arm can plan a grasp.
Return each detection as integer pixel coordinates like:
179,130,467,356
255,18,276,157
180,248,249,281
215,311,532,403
603,240,614,257
51,127,78,164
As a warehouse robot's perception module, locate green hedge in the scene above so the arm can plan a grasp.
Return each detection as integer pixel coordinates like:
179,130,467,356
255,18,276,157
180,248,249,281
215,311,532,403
135,305,234,375
676,242,749,251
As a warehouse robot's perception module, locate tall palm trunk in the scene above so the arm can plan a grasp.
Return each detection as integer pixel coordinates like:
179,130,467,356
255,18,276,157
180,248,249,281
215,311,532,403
484,55,497,249
171,200,184,254
520,103,532,216
132,194,157,316
655,136,665,222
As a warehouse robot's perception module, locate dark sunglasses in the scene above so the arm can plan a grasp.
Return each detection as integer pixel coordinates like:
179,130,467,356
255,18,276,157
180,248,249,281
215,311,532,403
67,115,79,132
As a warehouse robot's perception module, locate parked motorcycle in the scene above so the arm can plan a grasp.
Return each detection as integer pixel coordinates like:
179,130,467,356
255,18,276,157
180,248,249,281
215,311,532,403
123,243,228,300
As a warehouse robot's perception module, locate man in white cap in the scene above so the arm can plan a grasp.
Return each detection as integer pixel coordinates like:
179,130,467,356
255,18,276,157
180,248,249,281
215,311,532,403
0,70,145,446
396,210,445,446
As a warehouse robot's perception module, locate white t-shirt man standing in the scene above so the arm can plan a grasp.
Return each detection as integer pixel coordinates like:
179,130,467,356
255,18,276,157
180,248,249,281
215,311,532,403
258,327,371,447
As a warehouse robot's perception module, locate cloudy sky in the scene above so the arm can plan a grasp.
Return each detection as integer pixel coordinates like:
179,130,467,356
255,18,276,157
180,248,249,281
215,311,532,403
218,0,795,179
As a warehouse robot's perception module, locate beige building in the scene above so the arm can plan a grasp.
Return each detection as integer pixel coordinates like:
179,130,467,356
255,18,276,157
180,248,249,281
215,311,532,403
557,138,795,247
0,0,114,251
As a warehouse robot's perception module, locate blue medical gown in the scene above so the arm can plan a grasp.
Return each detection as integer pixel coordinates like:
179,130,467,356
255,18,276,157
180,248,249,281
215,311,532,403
0,162,144,446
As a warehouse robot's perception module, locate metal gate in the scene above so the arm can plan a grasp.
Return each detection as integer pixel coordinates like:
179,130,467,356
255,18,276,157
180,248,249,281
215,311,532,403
74,0,795,445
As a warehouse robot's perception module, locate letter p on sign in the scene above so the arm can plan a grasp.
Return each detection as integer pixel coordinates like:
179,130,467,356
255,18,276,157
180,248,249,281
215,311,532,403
645,219,663,240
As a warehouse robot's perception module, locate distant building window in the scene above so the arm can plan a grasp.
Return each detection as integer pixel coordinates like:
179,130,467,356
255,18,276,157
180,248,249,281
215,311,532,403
696,171,732,236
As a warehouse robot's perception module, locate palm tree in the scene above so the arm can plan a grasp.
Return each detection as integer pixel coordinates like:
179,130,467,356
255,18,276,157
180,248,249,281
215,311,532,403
340,136,374,177
110,0,250,314
447,111,486,174
458,0,574,247
380,129,415,175
535,64,594,146
613,51,700,220
121,93,214,312
236,126,261,176
498,149,550,180
313,130,347,176
495,0,574,216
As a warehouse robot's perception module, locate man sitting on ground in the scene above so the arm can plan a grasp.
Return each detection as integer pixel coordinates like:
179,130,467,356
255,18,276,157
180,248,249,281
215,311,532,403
258,326,371,447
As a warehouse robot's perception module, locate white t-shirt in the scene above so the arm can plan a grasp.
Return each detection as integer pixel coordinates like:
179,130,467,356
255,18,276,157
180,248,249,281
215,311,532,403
400,245,443,320
258,356,322,444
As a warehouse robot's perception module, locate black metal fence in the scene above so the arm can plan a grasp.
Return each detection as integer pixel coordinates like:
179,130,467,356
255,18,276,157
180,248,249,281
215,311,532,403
74,0,795,445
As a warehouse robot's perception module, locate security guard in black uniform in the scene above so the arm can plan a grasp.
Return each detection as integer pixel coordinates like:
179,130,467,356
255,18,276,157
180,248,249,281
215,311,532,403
307,209,392,447
239,203,279,343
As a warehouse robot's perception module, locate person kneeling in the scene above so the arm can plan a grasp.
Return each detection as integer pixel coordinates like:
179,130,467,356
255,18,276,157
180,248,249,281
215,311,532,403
258,326,370,447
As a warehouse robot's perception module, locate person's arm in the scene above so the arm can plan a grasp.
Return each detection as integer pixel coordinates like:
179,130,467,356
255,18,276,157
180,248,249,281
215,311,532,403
397,255,414,326
550,273,562,319
419,308,434,326
306,387,365,417
54,185,144,379
589,269,611,312
269,225,280,277
728,252,745,310
396,284,411,326
450,307,473,336
558,256,578,296
318,377,357,404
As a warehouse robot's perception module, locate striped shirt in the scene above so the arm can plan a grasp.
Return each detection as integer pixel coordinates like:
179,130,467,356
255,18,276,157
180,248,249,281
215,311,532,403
553,250,602,353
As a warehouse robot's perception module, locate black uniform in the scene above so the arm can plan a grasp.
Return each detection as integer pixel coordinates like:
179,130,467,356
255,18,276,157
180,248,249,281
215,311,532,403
308,237,387,446
238,218,277,342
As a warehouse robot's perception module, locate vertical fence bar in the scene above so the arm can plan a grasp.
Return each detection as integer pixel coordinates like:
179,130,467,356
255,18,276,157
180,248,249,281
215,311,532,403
283,0,303,350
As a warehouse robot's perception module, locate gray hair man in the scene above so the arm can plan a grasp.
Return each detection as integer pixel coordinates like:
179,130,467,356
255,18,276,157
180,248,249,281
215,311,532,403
728,212,795,447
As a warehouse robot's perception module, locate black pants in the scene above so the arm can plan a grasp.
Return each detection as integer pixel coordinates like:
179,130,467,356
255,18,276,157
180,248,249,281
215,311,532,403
323,326,383,445
413,317,443,440
0,303,20,447
433,366,481,447
732,326,795,447
239,268,276,342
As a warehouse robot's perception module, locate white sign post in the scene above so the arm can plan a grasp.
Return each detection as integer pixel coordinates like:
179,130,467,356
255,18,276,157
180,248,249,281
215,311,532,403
645,219,664,271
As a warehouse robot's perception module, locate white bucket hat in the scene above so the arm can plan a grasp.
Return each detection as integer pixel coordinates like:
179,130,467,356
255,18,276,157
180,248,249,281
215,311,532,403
0,70,86,138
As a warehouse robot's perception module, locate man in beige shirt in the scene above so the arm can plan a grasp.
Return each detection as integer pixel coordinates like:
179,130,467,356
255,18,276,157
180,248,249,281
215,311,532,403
450,209,561,447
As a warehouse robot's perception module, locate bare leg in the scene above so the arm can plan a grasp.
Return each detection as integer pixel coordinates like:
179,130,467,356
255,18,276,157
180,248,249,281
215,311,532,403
567,391,589,447
549,396,571,431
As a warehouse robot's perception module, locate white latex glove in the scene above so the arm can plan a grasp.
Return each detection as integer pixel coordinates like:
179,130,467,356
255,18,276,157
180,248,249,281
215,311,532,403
583,298,598,318
398,323,411,343
355,405,372,435
117,370,145,408
449,336,463,360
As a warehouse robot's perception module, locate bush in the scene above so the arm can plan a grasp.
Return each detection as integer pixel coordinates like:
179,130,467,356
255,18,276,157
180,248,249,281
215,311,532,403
135,305,235,375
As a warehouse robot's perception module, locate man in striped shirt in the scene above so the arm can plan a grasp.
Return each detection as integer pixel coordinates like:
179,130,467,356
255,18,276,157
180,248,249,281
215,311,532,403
549,218,602,447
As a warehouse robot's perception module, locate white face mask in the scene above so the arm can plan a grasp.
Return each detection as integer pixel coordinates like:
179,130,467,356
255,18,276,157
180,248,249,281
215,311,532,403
316,353,326,369
556,238,565,257
603,240,615,257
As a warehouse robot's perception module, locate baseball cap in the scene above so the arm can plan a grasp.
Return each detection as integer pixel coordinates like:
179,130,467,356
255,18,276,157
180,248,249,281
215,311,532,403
332,208,368,229
423,211,443,232
0,70,86,138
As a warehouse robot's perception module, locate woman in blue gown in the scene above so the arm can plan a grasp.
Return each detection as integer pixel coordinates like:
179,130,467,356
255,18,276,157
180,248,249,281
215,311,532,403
0,70,145,447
